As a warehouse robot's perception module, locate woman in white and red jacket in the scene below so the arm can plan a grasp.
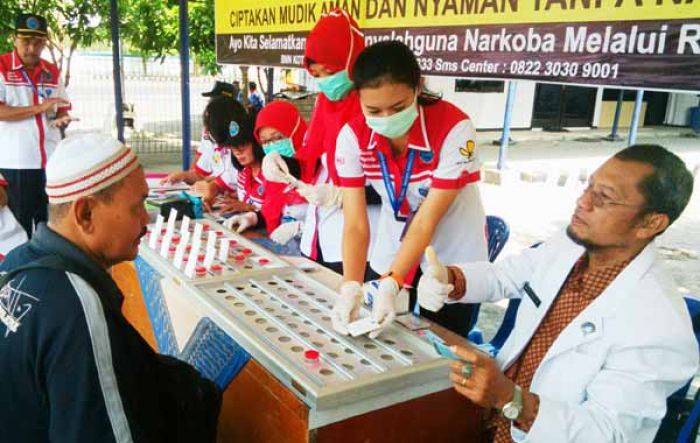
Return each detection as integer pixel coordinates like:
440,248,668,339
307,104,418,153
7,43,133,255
332,41,488,338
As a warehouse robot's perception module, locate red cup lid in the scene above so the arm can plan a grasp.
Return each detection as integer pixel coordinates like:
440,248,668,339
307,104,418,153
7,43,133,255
215,231,223,237
197,254,205,261
168,246,177,252
258,258,270,265
304,350,320,361
195,266,206,275
242,248,252,255
186,245,192,251
202,225,210,231
234,254,245,261
229,239,237,245
161,228,167,234
211,264,222,271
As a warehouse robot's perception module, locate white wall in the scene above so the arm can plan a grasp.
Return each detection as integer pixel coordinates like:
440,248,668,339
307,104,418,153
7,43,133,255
665,92,700,126
424,76,536,129
591,87,604,128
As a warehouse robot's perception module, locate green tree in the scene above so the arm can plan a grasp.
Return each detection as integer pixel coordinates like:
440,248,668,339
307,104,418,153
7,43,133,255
120,0,220,76
1,0,220,79
119,0,178,73
188,0,220,75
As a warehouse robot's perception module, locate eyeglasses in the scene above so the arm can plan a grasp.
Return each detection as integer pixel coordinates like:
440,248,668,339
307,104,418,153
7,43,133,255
581,183,646,209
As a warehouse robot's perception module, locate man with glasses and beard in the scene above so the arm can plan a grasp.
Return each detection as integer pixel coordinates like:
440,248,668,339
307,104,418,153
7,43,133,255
417,144,697,442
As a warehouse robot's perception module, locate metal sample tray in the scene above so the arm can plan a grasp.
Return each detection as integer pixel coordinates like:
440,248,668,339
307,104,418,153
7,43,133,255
137,222,453,427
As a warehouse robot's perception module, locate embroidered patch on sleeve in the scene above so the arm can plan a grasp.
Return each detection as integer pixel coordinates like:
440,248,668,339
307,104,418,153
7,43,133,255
459,140,476,161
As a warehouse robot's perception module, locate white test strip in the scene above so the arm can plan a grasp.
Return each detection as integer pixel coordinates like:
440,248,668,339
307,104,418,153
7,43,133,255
202,232,217,268
347,317,381,337
203,245,216,269
205,231,217,252
173,230,191,269
191,223,204,254
159,233,173,258
180,215,191,235
165,208,178,237
148,214,165,249
217,238,230,262
184,246,198,278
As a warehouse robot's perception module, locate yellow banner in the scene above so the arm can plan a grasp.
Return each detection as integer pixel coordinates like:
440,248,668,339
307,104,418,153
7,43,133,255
215,0,699,34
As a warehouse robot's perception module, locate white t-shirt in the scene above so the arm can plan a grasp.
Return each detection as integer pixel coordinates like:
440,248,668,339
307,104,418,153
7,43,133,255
0,52,71,169
299,153,380,264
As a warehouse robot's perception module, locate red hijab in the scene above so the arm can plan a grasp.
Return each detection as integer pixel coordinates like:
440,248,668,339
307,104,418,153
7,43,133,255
254,100,307,155
254,100,309,232
302,9,364,78
298,8,365,183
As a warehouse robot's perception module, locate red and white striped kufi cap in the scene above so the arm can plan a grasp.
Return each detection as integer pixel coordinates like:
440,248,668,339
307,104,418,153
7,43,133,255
46,133,140,204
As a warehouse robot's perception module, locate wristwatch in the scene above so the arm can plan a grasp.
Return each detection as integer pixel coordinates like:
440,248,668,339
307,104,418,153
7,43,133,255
502,384,523,421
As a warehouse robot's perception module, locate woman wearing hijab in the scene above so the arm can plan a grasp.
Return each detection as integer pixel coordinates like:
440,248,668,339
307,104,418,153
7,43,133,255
253,100,309,243
263,9,376,274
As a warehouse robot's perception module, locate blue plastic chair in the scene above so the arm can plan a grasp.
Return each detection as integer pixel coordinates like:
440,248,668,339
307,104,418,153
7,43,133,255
677,397,700,443
466,216,509,340
485,216,510,263
653,296,700,442
654,297,700,443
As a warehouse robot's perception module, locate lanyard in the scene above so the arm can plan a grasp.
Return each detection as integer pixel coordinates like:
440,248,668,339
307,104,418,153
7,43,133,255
377,149,416,221
20,68,44,101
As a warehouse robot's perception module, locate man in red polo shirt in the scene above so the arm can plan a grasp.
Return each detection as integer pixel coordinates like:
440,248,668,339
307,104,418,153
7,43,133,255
0,14,72,237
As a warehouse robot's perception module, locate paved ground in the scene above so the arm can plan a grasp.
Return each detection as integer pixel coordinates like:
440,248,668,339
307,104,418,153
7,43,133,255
139,127,700,341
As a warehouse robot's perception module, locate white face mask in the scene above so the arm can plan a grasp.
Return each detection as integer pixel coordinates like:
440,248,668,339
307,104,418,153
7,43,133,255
364,98,419,139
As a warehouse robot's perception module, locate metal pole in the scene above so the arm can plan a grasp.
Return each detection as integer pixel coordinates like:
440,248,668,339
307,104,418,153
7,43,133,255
603,89,624,141
265,67,274,103
109,0,125,143
627,90,644,146
179,0,192,170
497,81,518,170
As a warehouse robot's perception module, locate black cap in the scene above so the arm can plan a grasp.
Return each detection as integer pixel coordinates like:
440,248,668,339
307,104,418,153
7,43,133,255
202,81,236,98
15,14,48,37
